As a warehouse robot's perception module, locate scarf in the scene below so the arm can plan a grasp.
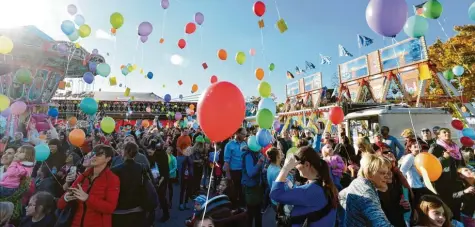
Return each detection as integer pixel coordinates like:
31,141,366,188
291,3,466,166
436,139,461,160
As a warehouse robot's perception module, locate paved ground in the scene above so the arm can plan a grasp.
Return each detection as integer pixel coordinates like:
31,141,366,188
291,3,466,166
154,184,276,227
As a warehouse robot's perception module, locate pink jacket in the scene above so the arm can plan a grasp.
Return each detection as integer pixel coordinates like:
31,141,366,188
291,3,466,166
323,155,345,178
0,161,34,188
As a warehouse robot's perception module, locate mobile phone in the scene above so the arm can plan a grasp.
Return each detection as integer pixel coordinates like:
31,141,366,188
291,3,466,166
69,166,77,175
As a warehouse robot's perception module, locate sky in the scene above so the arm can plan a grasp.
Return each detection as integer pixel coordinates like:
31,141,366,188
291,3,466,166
0,0,473,102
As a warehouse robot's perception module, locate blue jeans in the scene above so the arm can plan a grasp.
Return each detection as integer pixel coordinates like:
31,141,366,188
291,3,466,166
0,186,16,198
176,156,185,183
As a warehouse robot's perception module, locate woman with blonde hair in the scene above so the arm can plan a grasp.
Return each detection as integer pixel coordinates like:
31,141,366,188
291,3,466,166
0,202,14,227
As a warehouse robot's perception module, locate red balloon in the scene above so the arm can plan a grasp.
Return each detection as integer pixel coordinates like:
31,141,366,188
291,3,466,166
253,1,266,17
329,106,344,125
185,22,196,34
451,119,464,130
197,81,245,142
461,136,474,147
210,75,218,84
178,39,186,49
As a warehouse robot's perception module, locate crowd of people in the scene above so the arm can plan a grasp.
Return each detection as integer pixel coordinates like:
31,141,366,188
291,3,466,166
0,118,471,227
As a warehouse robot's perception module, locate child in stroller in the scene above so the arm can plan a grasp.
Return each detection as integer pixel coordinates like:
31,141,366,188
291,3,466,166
188,194,247,227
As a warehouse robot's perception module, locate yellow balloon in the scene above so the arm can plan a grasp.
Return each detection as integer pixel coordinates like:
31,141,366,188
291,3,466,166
132,64,137,70
0,36,14,54
78,24,91,38
140,69,144,74
127,66,133,72
75,43,81,48
235,51,246,65
0,95,10,111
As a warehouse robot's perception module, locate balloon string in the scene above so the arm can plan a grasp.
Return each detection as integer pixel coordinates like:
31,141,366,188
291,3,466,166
260,28,268,66
274,0,281,19
161,10,168,39
201,143,218,224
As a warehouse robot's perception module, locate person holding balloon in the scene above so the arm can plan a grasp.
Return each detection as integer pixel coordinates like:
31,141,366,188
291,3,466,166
0,145,35,197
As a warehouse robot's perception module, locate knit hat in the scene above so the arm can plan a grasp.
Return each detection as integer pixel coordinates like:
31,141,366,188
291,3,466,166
194,195,207,210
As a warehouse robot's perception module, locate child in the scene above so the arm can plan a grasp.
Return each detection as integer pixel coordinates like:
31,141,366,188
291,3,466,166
185,195,207,227
321,144,344,190
167,146,177,208
0,145,35,197
415,195,453,227
455,167,475,227
20,191,56,227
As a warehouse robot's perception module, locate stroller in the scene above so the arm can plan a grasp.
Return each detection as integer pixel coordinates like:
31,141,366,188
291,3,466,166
193,195,247,227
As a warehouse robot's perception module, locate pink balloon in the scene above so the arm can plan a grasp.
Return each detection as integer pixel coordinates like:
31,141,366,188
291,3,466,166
249,48,256,56
10,101,27,115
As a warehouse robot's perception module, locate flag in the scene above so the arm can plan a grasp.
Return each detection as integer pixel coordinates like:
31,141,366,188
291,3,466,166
338,44,353,57
320,54,332,65
295,66,303,75
414,2,427,17
286,71,294,79
357,34,373,48
305,61,315,69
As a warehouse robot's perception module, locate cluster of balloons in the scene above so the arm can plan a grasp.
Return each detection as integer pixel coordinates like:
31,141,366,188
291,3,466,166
110,12,124,35
62,4,91,42
138,22,153,43
0,95,28,117
404,0,444,38
120,63,138,76
176,12,203,49
451,119,475,147
251,82,277,151
443,65,464,81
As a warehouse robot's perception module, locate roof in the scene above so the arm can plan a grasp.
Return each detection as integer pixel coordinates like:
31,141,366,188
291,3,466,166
52,91,164,102
345,106,448,119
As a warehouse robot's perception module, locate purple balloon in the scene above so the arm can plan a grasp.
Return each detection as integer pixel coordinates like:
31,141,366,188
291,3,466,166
1,108,10,117
10,101,27,115
140,36,148,43
175,112,182,120
67,4,77,15
366,0,408,37
92,49,99,55
161,0,169,9
138,22,153,36
88,62,97,72
83,72,94,84
194,12,204,25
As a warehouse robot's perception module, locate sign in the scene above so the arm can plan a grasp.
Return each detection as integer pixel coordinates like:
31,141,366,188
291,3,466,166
368,75,385,102
339,56,369,83
303,73,322,92
399,67,420,98
380,37,428,71
367,51,381,75
286,80,299,97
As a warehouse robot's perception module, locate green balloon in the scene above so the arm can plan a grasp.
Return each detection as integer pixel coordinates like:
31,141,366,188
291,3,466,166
256,108,274,129
443,70,454,80
14,68,32,84
404,15,429,38
96,63,111,77
235,51,246,65
110,12,124,29
269,63,275,71
258,81,271,98
100,117,116,133
423,0,443,19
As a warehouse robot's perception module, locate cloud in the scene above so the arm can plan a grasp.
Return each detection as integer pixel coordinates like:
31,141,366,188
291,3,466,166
170,54,184,65
95,29,115,41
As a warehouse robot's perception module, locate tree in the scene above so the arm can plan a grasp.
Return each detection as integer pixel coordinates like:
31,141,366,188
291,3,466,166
427,25,475,100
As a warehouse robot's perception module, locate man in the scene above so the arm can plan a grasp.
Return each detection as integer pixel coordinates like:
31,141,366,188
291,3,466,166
420,128,436,148
380,126,405,160
192,127,203,143
223,127,247,208
176,129,192,182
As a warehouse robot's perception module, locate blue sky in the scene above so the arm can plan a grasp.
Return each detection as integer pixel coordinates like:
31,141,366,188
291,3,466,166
0,0,473,102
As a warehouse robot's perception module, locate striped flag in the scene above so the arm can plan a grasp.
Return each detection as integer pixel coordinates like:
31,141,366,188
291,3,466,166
286,71,294,79
305,61,316,69
414,2,427,17
320,54,332,65
357,34,374,48
338,44,353,57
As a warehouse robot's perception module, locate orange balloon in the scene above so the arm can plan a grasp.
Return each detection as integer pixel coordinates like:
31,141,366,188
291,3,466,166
189,104,195,110
39,134,47,140
255,68,264,80
142,120,150,128
414,152,443,182
110,28,116,34
69,116,77,126
191,84,198,93
120,65,125,69
69,129,86,147
217,49,227,60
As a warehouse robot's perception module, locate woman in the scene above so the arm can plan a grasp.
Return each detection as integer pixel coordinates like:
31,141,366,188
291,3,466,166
0,149,15,180
57,145,120,227
146,140,169,222
59,132,70,153
111,142,147,227
454,167,475,226
179,146,194,211
271,146,338,227
429,128,464,220
400,139,432,203
45,138,67,171
190,140,206,195
266,147,291,212
339,153,393,226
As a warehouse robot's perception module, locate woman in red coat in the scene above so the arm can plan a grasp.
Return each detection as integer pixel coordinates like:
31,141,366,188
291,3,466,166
57,144,120,227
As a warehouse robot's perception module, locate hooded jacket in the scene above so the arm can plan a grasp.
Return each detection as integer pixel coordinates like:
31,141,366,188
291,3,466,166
0,161,34,188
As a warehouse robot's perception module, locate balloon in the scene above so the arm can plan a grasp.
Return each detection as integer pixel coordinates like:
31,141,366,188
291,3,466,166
0,95,10,111
235,52,246,65
249,48,256,56
69,116,77,126
257,128,272,147
147,72,153,79
258,81,271,98
414,152,442,181
140,36,148,43
61,20,76,36
110,12,125,29
175,112,182,120
217,49,227,60
100,117,116,134
67,4,77,15
96,63,111,77
210,75,218,84
1,108,10,117
195,12,204,25
365,0,408,37
461,136,474,147
258,98,276,115
329,106,344,125
78,24,91,38
161,0,169,9
142,120,150,128
10,101,26,115
257,109,274,129
14,68,32,84
79,97,98,115
197,81,245,142
452,65,465,76
403,15,428,38
248,136,262,152
69,129,86,147
463,128,475,140
470,2,475,21
253,1,266,17
67,30,79,42
443,70,454,80
189,104,195,110
273,120,281,130
48,108,59,117
255,68,264,80
121,67,129,76
185,22,197,34
164,94,171,102
191,84,198,93
0,36,13,54
83,72,94,84
178,39,186,49
451,119,464,130
423,0,443,19
34,144,50,162
269,63,275,71
74,15,85,26
138,22,153,36
92,49,99,55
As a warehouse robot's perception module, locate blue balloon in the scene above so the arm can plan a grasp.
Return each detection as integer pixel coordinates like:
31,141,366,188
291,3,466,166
121,67,129,76
247,135,262,152
147,72,153,79
179,94,183,99
452,65,465,76
462,128,475,140
48,108,59,117
35,144,50,161
74,15,85,26
67,30,79,42
79,97,98,115
258,98,276,115
88,62,97,72
61,20,75,35
192,122,199,130
164,94,171,102
256,128,272,147
83,72,94,84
